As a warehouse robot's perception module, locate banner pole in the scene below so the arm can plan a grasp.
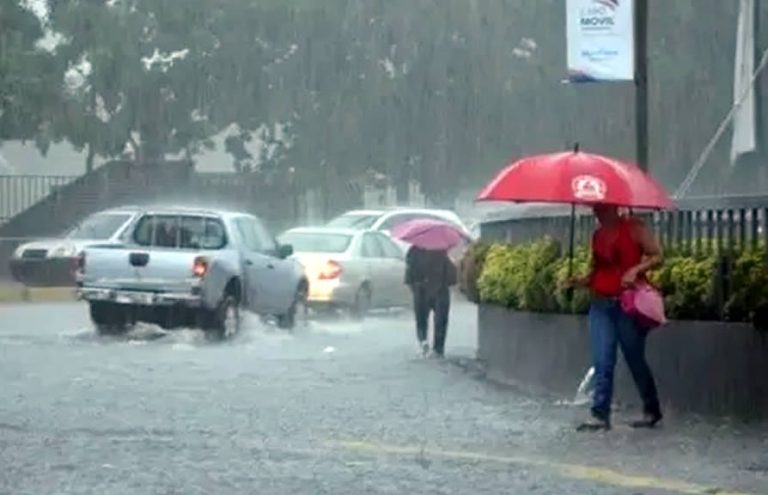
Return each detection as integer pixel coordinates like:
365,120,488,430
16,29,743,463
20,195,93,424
634,0,650,172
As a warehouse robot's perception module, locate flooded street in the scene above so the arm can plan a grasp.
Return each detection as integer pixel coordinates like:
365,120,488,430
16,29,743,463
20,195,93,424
0,301,765,494
1,0,767,493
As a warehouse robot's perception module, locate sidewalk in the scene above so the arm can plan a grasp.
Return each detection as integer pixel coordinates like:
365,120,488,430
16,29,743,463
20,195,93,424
0,283,75,303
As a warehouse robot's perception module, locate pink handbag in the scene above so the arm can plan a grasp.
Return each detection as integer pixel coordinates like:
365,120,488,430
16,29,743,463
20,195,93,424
620,282,667,330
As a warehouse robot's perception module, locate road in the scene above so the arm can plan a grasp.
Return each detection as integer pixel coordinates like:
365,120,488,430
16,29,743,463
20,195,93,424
1,300,766,494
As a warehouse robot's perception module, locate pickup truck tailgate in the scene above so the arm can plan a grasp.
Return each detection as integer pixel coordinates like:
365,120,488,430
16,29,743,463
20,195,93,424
81,246,202,293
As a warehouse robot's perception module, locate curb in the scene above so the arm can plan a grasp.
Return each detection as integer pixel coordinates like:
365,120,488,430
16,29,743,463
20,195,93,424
0,286,77,304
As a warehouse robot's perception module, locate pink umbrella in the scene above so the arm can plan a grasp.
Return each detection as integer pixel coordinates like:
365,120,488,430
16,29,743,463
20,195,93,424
391,218,470,251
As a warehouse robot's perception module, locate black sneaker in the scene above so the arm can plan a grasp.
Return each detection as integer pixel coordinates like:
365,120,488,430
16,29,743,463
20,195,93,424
629,412,662,429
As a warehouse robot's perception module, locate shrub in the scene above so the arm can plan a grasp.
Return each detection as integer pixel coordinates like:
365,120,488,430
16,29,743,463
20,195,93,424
477,243,527,308
473,237,768,330
552,246,592,314
725,248,768,330
519,238,561,312
651,255,718,320
459,241,492,303
477,237,560,310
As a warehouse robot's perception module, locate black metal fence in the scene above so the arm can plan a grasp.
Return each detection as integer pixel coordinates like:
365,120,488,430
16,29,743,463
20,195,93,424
0,164,371,284
0,175,79,225
479,195,768,320
481,195,768,255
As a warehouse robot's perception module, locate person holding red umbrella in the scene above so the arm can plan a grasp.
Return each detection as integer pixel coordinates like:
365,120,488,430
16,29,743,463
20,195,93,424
568,204,664,431
477,147,673,431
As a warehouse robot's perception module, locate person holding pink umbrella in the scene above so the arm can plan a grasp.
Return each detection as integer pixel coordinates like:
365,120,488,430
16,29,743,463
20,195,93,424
392,218,467,357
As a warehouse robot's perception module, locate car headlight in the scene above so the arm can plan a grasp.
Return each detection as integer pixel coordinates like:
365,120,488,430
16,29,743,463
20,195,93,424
51,245,78,257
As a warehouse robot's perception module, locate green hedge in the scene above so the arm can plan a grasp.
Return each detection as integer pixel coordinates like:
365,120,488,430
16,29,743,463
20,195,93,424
458,241,492,303
464,237,768,330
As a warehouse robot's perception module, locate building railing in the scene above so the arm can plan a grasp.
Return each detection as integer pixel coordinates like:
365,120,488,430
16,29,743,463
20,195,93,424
479,195,768,320
0,175,79,225
480,195,768,254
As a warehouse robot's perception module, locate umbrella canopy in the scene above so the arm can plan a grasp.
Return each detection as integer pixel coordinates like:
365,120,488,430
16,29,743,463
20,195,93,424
477,150,675,210
391,218,470,251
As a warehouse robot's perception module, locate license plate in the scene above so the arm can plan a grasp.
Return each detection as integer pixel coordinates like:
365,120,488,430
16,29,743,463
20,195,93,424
115,293,154,305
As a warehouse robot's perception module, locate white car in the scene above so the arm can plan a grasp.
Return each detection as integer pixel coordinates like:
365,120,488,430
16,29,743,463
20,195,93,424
278,227,410,317
327,208,474,261
327,208,472,236
9,207,140,287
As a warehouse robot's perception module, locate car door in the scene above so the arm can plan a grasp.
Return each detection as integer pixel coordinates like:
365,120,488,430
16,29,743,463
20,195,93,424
250,217,296,313
373,233,409,306
360,233,386,308
232,217,275,314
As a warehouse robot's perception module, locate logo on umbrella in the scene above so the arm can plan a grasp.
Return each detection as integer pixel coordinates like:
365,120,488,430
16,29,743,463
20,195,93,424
572,175,607,201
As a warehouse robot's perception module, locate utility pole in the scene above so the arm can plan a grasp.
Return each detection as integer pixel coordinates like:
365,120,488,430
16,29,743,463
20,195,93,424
634,0,650,172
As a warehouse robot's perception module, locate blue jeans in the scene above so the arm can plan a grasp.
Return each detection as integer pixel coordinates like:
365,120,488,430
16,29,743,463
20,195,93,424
589,298,661,421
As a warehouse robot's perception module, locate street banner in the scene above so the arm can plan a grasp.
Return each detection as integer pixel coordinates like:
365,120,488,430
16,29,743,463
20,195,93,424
731,0,757,165
566,0,635,82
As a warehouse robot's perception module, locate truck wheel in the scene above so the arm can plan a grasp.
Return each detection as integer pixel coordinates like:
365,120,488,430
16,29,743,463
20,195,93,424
90,302,129,335
203,295,241,341
277,284,308,330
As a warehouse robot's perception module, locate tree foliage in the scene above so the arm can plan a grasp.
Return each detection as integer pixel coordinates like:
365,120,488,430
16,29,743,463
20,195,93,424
1,0,765,198
0,0,61,147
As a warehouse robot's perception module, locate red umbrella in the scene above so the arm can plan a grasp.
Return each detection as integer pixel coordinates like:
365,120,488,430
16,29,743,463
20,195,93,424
476,148,675,286
477,150,674,210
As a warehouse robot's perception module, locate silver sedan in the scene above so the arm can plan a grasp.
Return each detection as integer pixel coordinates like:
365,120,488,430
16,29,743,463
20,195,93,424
9,207,140,287
278,227,411,317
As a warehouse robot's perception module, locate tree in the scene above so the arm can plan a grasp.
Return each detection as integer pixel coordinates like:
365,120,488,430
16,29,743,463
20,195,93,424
0,0,61,148
47,0,236,168
46,0,317,171
8,0,755,199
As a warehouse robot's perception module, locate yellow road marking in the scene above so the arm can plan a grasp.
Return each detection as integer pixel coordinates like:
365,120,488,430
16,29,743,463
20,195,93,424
331,440,759,495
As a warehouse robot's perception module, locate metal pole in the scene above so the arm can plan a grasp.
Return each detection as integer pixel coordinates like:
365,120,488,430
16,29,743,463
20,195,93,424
634,0,650,172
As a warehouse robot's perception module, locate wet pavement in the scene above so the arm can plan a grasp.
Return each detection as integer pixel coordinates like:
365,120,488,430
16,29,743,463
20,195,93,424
1,300,767,494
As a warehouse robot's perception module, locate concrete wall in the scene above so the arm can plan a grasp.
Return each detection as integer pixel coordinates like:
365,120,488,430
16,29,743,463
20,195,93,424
478,305,768,418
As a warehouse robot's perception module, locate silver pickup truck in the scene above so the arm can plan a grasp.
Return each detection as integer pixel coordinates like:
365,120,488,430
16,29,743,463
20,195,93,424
76,207,308,339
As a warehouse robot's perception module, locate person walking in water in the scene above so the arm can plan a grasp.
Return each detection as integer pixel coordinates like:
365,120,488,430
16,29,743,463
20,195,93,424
569,205,664,431
405,245,457,357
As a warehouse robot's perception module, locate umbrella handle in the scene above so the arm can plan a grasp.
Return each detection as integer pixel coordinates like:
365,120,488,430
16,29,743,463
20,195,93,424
567,203,576,302
569,140,580,300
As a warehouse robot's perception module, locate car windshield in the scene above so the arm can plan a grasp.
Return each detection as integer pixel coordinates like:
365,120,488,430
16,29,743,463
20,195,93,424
66,213,132,240
326,213,379,229
279,232,352,253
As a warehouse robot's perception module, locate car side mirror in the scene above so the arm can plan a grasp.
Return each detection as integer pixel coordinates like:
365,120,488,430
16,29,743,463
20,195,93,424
277,244,293,259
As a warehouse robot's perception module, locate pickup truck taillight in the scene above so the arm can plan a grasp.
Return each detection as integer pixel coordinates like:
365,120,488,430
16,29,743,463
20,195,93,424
193,256,209,278
318,260,342,280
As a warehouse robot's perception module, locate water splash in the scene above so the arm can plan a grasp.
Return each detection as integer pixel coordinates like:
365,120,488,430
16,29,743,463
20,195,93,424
555,366,594,407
